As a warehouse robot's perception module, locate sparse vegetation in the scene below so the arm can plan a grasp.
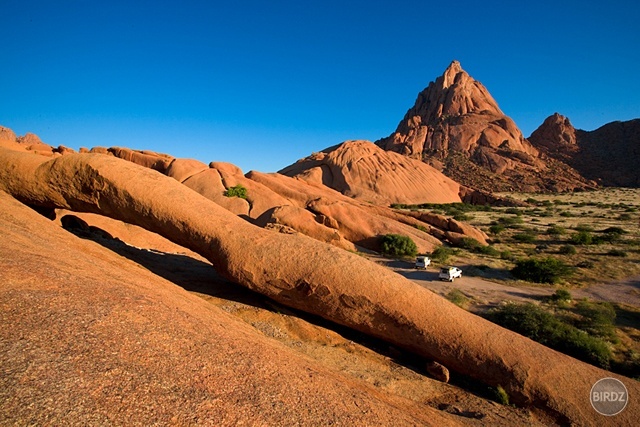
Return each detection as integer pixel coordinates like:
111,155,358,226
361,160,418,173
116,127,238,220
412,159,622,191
492,385,510,405
489,224,505,235
446,289,470,308
512,230,536,243
607,249,627,257
558,244,577,255
511,257,572,284
223,184,248,199
379,234,418,257
392,189,640,376
486,302,612,369
547,224,566,236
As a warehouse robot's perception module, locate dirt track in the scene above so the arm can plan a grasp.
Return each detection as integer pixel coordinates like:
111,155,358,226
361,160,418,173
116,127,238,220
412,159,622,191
376,257,640,309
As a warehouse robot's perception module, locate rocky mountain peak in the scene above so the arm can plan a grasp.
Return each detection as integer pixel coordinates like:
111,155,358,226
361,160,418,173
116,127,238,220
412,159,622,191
375,62,598,192
441,60,463,88
529,113,578,148
405,61,503,127
376,61,549,191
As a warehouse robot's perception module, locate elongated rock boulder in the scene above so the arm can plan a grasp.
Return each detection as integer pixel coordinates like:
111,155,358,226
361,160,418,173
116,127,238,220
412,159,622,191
0,147,636,425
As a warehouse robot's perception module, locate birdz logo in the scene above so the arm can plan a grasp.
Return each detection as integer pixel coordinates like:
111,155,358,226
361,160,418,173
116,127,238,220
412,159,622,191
590,378,628,416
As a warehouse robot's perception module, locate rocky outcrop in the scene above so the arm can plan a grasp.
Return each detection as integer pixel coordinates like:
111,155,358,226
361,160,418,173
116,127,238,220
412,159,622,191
530,115,640,187
280,140,463,205
376,61,593,192
0,190,457,426
1,147,637,425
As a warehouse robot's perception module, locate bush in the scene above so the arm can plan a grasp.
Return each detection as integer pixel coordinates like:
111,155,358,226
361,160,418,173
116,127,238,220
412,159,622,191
500,250,515,261
380,234,418,257
558,244,577,255
577,260,595,269
458,237,482,250
492,386,510,405
573,301,617,340
511,257,572,284
477,245,500,256
486,303,612,368
601,226,627,235
547,224,566,236
550,288,572,302
607,249,627,257
223,184,248,199
513,231,537,243
489,224,505,235
430,246,456,263
571,231,594,245
574,224,594,232
505,207,523,216
497,216,524,227
453,212,473,221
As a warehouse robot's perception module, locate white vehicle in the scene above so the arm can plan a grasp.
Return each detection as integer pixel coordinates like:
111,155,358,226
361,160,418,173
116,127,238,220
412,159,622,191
415,256,431,269
439,266,462,282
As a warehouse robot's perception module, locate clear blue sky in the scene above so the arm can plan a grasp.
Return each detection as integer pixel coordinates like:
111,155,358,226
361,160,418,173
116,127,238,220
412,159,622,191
2,0,639,173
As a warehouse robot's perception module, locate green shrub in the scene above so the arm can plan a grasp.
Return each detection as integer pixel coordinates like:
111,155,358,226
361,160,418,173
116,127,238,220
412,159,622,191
607,249,627,257
492,385,510,405
558,244,577,255
559,211,574,217
571,231,594,245
573,301,616,340
547,224,567,236
413,224,428,233
513,231,537,243
489,224,505,235
550,288,572,302
453,212,473,221
223,184,248,199
497,216,524,227
511,257,572,284
500,250,514,261
577,260,595,269
505,207,523,216
574,224,594,232
458,237,482,250
446,289,469,308
601,226,627,235
486,303,612,368
477,245,500,256
430,246,456,263
596,232,623,244
380,234,418,257
618,213,633,221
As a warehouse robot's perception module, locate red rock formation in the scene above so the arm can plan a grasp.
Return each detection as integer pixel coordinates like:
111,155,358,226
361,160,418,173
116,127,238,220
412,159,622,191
0,124,489,253
377,61,593,192
0,190,457,426
530,115,640,187
280,140,463,205
1,147,637,425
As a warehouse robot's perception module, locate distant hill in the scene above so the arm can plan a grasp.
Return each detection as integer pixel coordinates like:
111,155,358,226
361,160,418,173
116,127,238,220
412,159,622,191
529,114,640,187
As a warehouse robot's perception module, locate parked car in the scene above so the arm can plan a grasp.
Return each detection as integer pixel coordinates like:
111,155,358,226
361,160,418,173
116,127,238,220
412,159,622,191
439,266,462,282
415,256,431,269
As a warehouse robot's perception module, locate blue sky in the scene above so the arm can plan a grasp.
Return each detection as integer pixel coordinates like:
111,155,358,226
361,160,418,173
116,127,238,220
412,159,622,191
2,0,639,173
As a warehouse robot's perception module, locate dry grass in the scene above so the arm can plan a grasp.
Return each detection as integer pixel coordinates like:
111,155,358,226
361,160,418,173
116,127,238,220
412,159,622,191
462,188,640,287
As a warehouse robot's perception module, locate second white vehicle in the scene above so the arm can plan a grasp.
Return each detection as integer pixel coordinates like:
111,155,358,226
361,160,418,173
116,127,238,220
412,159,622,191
415,256,431,269
439,266,462,282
